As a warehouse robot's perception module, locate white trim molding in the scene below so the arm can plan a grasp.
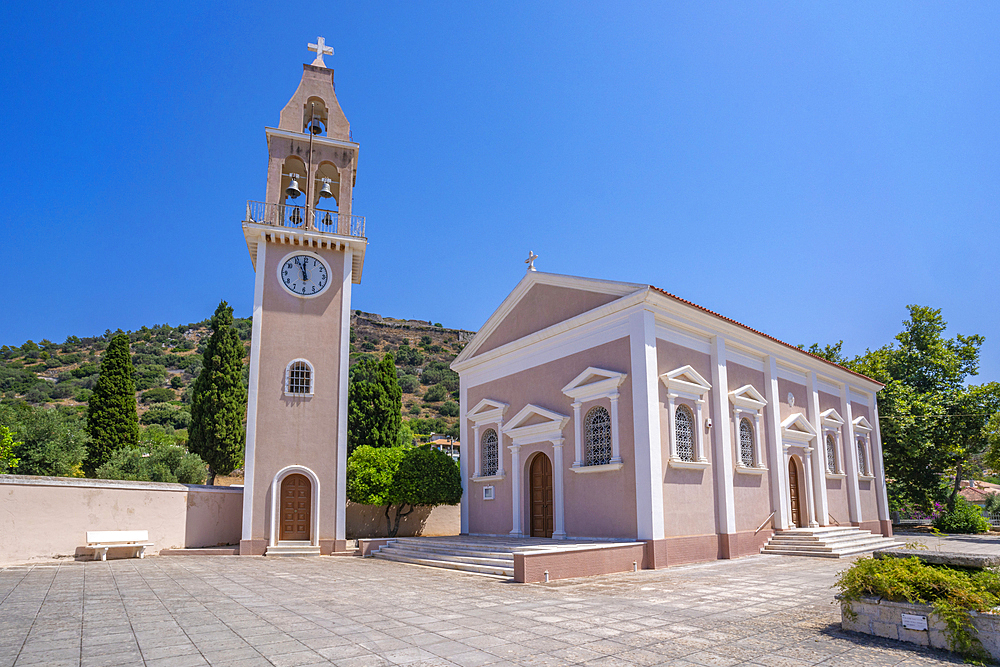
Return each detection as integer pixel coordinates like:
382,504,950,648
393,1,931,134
284,358,315,397
781,412,818,443
502,404,570,539
268,465,321,548
821,408,846,477
660,365,711,466
468,399,509,480
730,385,767,471
562,367,627,469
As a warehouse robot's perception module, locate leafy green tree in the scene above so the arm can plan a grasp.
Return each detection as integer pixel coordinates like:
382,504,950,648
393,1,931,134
423,383,448,403
141,387,175,403
348,353,402,455
86,333,139,475
140,403,192,429
0,424,21,473
398,374,420,393
397,421,415,448
188,301,247,485
347,445,461,537
439,401,459,417
0,403,87,477
95,426,206,484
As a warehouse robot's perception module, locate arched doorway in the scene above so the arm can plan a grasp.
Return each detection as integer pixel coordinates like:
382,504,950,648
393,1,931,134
529,454,554,538
279,473,311,541
788,457,803,528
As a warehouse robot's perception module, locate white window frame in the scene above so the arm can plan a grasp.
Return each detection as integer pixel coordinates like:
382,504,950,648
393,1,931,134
853,415,875,480
480,428,500,477
730,384,767,473
468,399,508,482
660,366,711,469
820,408,846,478
284,358,315,397
562,367,627,473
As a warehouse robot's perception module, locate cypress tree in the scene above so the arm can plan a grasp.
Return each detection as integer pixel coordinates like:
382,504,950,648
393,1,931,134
85,333,139,475
188,301,248,485
348,352,402,455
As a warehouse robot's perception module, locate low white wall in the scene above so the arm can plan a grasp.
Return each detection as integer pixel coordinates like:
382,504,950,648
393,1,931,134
0,475,243,565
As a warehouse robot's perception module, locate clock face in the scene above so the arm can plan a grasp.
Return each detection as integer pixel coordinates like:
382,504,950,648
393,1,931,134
279,254,330,297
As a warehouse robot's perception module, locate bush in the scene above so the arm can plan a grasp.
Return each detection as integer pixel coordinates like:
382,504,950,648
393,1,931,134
134,364,168,391
74,388,93,403
71,363,100,378
95,427,206,484
0,403,87,477
439,401,459,417
423,384,448,403
398,374,420,393
170,375,185,389
141,387,175,404
933,497,990,534
420,361,459,390
141,403,191,429
408,405,421,415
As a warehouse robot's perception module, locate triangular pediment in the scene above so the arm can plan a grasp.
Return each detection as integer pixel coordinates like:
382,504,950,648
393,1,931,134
853,415,874,433
501,404,570,443
781,412,818,438
660,365,712,397
730,384,767,411
820,408,845,427
468,398,508,425
452,272,644,367
562,367,627,400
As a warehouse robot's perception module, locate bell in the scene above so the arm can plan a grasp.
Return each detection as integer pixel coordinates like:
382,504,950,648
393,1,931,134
309,121,323,135
289,207,303,225
322,212,334,226
319,180,334,198
285,178,302,199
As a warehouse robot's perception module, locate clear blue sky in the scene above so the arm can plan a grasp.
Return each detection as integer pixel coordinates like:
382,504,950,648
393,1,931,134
1,2,998,381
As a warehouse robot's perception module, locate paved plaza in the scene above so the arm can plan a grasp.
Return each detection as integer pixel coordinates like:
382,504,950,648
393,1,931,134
4,535,999,667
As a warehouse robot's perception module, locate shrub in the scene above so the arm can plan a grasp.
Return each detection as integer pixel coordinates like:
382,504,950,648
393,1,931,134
423,384,448,403
0,403,87,477
398,374,420,394
420,361,459,390
95,427,206,484
439,401,459,417
408,405,421,415
71,363,100,378
141,403,191,429
933,497,990,534
133,364,168,391
74,388,93,403
170,375,185,389
419,335,433,347
141,387,175,404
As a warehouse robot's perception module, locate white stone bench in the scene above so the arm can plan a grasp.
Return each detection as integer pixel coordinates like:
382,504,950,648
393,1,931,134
85,530,154,561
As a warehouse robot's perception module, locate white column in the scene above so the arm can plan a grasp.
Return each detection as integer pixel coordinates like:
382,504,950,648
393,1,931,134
802,447,819,527
551,438,566,539
473,424,481,478
509,443,522,537
753,413,764,468
609,394,622,464
628,309,664,541
764,356,789,530
335,249,354,542
666,395,677,460
870,399,889,526
459,383,469,535
571,401,584,467
496,418,506,476
695,398,708,462
242,235,267,543
840,387,862,525
710,336,736,536
732,406,741,465
807,372,829,526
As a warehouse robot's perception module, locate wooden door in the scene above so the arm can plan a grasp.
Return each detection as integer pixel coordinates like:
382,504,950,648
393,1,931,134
530,454,554,538
280,474,311,541
788,458,802,528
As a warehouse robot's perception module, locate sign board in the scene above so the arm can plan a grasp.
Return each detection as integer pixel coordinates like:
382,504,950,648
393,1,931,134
901,613,928,631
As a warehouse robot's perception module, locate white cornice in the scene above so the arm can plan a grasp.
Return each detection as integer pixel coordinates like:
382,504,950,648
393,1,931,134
561,367,627,402
820,408,845,427
660,365,712,398
468,398,508,426
265,126,359,151
502,404,570,443
730,385,767,411
781,412,818,441
853,415,874,433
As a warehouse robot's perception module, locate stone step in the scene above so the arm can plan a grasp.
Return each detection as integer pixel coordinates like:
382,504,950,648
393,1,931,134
763,537,892,553
373,550,513,579
767,533,877,546
763,538,900,558
377,545,513,568
266,542,321,557
381,541,515,561
772,528,873,540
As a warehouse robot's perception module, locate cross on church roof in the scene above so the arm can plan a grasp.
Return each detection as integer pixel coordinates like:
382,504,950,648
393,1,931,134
308,37,334,67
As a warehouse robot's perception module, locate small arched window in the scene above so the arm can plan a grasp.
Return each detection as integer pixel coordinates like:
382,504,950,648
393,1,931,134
857,437,868,476
825,433,837,473
584,406,612,466
285,359,314,395
481,429,499,477
739,418,755,467
675,405,694,462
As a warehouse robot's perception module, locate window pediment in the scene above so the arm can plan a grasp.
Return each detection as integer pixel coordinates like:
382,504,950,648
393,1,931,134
820,408,845,427
730,384,767,411
853,415,874,433
468,398,508,425
781,412,818,441
561,367,627,401
660,365,712,398
502,404,569,443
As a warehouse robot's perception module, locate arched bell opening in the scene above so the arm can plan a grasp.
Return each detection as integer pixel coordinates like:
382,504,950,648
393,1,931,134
280,156,308,227
312,162,340,210
303,97,329,137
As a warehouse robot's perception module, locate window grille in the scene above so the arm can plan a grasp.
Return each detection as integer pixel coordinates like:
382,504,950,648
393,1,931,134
584,406,612,466
287,361,312,394
739,418,754,467
675,405,694,461
857,438,867,476
481,429,499,476
825,433,837,473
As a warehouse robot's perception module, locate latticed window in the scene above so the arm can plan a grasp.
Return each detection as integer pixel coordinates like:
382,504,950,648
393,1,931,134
286,360,312,394
857,438,867,476
584,406,612,466
825,433,837,473
481,429,499,476
739,418,754,467
675,405,694,461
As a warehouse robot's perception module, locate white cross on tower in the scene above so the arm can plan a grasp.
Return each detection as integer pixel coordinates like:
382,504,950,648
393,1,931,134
308,37,334,68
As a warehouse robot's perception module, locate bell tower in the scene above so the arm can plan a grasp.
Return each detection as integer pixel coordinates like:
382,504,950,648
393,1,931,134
240,38,367,556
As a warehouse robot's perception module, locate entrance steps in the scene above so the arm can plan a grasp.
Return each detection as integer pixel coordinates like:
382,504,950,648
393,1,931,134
265,541,321,557
373,537,515,579
761,526,900,558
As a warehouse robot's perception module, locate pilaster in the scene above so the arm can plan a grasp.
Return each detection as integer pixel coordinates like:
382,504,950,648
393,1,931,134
628,309,664,541
764,356,789,530
710,336,736,536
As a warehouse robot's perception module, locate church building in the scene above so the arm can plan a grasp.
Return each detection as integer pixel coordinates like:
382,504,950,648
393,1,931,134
451,268,892,564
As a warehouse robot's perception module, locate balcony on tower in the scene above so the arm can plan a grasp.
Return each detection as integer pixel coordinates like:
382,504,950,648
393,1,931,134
244,201,366,238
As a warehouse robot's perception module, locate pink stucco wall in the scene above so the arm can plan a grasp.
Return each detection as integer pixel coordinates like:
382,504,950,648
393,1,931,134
726,363,774,533
465,337,637,539
475,285,622,356
777,378,807,421
0,476,243,565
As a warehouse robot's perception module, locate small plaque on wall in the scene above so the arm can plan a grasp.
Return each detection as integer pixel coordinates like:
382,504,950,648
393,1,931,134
483,486,495,500
901,613,928,631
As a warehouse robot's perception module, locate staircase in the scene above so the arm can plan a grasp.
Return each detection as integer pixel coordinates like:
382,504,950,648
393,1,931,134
761,526,900,558
373,537,515,579
265,541,321,557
